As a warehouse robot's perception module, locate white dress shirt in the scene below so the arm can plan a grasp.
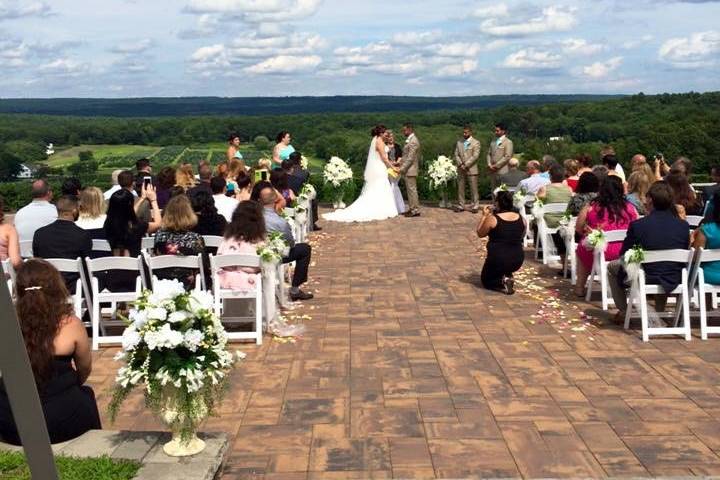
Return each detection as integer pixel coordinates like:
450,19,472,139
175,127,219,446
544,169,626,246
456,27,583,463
14,200,58,243
213,194,239,222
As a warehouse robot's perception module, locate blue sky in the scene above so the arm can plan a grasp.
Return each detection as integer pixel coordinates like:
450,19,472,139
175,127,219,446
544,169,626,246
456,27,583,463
0,0,719,97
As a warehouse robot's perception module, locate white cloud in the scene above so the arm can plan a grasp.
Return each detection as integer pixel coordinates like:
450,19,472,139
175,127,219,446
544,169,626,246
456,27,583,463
184,0,321,22
502,48,562,69
392,31,442,46
245,54,321,74
623,34,654,50
659,30,720,67
472,3,509,18
0,1,52,20
561,38,605,56
480,5,577,37
37,58,90,77
435,59,478,77
110,38,154,54
430,42,488,57
581,56,623,78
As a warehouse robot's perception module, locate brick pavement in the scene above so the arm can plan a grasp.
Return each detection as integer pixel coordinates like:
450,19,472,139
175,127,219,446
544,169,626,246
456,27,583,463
90,206,720,479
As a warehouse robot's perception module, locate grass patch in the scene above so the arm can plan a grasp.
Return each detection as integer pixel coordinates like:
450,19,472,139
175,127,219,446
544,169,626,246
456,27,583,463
0,450,140,480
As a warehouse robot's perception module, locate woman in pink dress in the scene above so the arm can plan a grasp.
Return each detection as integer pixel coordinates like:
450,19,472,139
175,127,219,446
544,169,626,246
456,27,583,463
216,201,264,291
574,176,638,296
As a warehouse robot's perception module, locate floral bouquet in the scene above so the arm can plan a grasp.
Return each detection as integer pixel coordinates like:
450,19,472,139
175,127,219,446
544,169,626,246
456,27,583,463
583,229,608,253
428,155,457,208
513,190,528,210
531,198,544,220
257,231,290,262
323,156,353,208
108,280,242,457
299,183,316,201
557,210,574,239
300,155,309,170
623,245,646,283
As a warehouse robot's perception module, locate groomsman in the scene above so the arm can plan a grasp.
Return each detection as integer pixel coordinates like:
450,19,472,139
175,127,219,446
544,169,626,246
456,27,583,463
487,122,514,189
400,123,421,217
453,125,482,213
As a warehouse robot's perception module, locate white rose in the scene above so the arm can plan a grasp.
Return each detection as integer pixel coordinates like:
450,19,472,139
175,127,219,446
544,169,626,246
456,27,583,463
168,311,189,323
129,309,148,329
183,329,204,352
151,279,186,303
147,307,168,321
121,326,141,351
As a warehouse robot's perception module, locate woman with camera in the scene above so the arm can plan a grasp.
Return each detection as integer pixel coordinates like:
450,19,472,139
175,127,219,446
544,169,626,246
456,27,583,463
476,191,526,295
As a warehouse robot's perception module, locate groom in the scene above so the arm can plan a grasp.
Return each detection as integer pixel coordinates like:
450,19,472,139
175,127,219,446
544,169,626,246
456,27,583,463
400,123,421,217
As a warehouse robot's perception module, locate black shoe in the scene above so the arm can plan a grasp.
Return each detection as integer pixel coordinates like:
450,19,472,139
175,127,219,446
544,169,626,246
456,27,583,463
408,210,421,217
312,224,322,231
290,289,314,301
453,205,465,213
501,276,515,295
470,206,480,214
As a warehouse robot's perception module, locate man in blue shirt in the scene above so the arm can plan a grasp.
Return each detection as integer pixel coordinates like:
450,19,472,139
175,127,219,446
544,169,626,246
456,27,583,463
14,179,58,245
253,182,314,301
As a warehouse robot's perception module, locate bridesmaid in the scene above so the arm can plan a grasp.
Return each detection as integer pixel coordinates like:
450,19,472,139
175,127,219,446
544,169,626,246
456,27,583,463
226,133,243,163
272,131,295,166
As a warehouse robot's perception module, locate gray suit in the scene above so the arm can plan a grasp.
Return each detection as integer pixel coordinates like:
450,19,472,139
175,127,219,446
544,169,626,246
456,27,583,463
487,136,514,188
454,137,481,208
401,133,421,212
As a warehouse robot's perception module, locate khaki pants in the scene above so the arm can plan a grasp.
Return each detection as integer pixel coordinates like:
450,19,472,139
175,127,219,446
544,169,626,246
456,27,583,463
607,259,669,313
457,172,479,208
404,175,419,212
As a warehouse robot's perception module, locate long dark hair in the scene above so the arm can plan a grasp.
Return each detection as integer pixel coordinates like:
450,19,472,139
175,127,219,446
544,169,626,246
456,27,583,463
15,259,73,385
495,191,517,213
371,124,386,137
270,169,289,191
592,175,630,224
666,170,700,212
576,172,599,194
225,201,266,243
189,189,219,217
276,131,290,143
104,189,139,249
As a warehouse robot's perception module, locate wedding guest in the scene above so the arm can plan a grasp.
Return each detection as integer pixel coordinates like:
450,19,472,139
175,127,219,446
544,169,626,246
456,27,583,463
216,201,264,291
283,159,305,196
576,154,593,175
76,187,107,239
133,158,154,194
601,146,625,180
592,165,609,184
272,130,295,166
517,160,549,194
476,191,525,295
211,176,239,222
14,179,57,243
574,176,638,297
236,174,253,202
189,163,213,196
61,177,82,199
153,195,205,290
701,165,720,204
626,171,651,216
190,190,226,238
104,185,161,257
385,130,406,215
286,152,320,231
104,169,125,200
486,122,513,189
603,154,625,182
156,166,176,209
607,181,690,322
0,196,22,268
226,158,246,192
453,125,482,213
693,190,720,284
671,156,692,177
255,181,314,301
271,169,296,206
498,158,527,187
653,152,671,180
226,133,243,163
540,155,557,179
566,172,599,217
175,163,197,191
667,170,703,218
215,162,228,179
563,158,580,192
0,260,101,445
631,154,656,186
538,164,574,261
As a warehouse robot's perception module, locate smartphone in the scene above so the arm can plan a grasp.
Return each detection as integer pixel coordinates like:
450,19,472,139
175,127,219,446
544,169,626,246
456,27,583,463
226,184,235,197
143,176,152,188
261,171,268,181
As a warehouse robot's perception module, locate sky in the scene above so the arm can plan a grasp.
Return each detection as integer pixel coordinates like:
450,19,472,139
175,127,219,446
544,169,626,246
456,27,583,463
0,0,719,97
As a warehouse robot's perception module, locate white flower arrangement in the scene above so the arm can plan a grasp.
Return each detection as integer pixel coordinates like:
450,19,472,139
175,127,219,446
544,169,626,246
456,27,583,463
427,155,458,189
513,190,528,210
531,198,544,220
623,245,646,283
300,155,309,170
256,231,290,263
322,156,353,188
583,229,608,253
299,183,316,201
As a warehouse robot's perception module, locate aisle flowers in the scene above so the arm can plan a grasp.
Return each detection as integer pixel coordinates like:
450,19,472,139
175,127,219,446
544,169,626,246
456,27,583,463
531,198,544,220
427,155,457,207
300,155,309,170
583,228,608,253
108,280,242,457
323,156,353,208
513,190,528,210
623,244,646,283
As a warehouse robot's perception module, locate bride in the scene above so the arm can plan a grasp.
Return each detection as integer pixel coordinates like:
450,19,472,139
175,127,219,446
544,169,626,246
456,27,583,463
323,125,400,223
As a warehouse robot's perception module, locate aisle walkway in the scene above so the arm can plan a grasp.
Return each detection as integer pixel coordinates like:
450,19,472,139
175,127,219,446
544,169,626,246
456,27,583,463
90,207,720,479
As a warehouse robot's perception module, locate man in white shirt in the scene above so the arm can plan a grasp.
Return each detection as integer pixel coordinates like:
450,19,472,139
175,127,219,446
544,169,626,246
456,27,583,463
105,169,137,200
518,160,551,194
14,179,58,243
211,177,239,222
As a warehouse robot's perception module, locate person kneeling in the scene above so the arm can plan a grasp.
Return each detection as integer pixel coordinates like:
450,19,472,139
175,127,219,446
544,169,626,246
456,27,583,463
477,191,526,295
253,181,314,301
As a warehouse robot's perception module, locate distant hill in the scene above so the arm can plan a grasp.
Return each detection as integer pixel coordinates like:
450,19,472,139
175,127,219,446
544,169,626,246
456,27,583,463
0,95,621,117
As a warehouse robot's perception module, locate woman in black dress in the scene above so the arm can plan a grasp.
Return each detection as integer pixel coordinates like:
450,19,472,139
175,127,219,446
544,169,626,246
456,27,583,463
477,191,526,294
0,260,101,445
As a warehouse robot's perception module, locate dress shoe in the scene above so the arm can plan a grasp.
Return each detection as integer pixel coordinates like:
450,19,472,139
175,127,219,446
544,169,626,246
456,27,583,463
452,205,465,213
290,289,314,301
312,224,322,231
470,206,480,214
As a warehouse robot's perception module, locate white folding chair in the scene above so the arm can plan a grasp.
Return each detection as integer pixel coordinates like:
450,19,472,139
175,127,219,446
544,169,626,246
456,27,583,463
19,240,33,259
2,259,17,296
518,194,535,248
624,249,694,342
85,256,144,350
585,229,627,310
202,235,223,249
141,236,155,253
283,207,300,242
561,217,578,284
536,203,567,265
44,257,92,322
209,254,263,344
686,215,703,228
143,253,205,291
694,248,720,340
92,239,112,253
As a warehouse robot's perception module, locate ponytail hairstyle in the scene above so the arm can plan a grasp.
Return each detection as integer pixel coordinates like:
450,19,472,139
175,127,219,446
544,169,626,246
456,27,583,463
371,124,387,137
15,259,73,385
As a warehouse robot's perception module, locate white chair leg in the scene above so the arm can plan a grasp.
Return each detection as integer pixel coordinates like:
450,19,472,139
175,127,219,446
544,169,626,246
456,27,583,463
255,281,263,345
92,293,100,351
585,263,596,303
682,285,692,341
600,260,609,311
640,287,650,342
700,282,708,340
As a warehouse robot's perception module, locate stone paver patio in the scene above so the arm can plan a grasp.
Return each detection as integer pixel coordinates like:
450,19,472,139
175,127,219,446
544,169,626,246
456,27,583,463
90,206,720,479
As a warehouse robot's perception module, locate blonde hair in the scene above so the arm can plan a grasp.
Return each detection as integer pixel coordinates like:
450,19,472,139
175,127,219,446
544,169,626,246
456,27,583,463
161,195,197,231
228,158,246,180
78,187,106,219
563,158,579,176
257,158,272,171
627,171,650,203
175,163,196,190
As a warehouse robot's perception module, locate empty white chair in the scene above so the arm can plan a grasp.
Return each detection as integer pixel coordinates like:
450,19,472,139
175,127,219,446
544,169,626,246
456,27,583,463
694,248,720,340
202,235,223,249
208,253,263,344
19,240,33,259
624,249,694,342
143,253,205,291
585,229,627,310
43,257,92,321
536,203,567,265
85,256,144,350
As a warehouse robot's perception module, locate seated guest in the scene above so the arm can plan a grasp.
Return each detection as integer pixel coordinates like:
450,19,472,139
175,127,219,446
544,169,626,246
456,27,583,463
155,166,177,209
603,154,625,182
104,169,125,200
666,170,703,218
592,165,609,184
189,163,213,196
226,158,246,192
190,190,226,237
498,158,527,187
563,158,580,192
254,181,314,301
702,165,720,204
566,172,599,217
270,169,296,206
285,152,309,195
574,176,638,297
175,163,197,192
517,160,550,194
631,154,656,184
76,187,107,239
0,260,101,445
14,179,57,243
33,195,92,291
607,181,690,321
476,191,525,294
104,185,161,257
133,158,154,194
61,177,82,199
693,190,720,284
538,164,574,262
576,153,593,176
153,194,205,290
0,196,22,268
540,155,557,179
211,176,239,222
216,201,264,291
626,171,650,216
236,173,253,202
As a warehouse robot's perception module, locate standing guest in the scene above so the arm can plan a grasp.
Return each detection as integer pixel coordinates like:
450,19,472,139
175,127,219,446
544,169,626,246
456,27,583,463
476,191,525,295
601,146,625,180
0,260,101,446
14,179,57,243
61,177,82,199
702,165,720,204
453,125,482,213
104,169,125,200
270,169,296,206
104,185,161,257
133,158,154,194
692,190,720,284
33,195,92,291
76,187,107,239
576,154,593,175
666,170,703,218
155,166,176,209
671,157,692,177
626,171,651,216
211,176,239,222
563,158,580,191
189,163,213,196
400,122,422,217
226,158,246,192
517,160,550,194
498,158,527,187
153,195,205,290
0,196,22,268
283,159,305,196
175,163,197,191
190,190,227,237
236,174,253,202
603,155,625,182
272,131,295,166
216,201,265,291
486,122,513,189
254,181,314,301
286,152,320,231
574,176,638,297
566,172,599,217
607,181,690,322
226,133,244,163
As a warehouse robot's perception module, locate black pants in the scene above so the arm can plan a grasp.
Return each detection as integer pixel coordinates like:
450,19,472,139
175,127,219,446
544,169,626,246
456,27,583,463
283,243,311,287
311,198,320,226
551,232,567,255
481,247,524,290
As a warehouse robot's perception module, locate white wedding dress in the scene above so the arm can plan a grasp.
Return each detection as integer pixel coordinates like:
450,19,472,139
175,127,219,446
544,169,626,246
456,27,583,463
323,137,399,223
